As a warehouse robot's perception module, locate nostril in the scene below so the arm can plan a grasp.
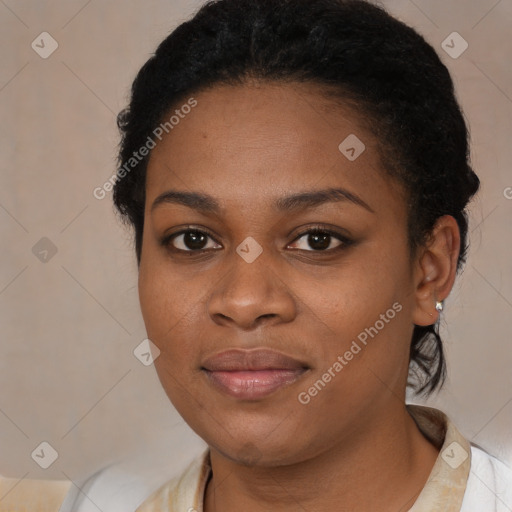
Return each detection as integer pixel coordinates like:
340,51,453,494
258,313,276,320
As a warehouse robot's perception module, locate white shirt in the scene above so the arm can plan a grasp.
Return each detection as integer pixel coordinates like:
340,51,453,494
57,405,512,512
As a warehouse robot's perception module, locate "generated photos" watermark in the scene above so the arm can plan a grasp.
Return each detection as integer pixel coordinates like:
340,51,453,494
298,301,403,404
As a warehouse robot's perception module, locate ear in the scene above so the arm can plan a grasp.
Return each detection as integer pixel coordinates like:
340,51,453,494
412,215,461,326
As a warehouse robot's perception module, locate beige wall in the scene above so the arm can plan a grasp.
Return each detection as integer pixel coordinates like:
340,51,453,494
0,0,510,481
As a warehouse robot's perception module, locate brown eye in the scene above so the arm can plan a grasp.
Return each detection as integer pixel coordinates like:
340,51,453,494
306,232,333,250
288,229,346,252
166,229,222,252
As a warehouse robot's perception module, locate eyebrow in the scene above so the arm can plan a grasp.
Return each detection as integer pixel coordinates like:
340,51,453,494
274,187,374,213
151,190,220,214
151,187,374,214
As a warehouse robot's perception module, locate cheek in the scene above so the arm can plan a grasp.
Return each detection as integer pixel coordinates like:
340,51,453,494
138,257,203,364
294,247,408,332
138,263,207,412
291,247,413,390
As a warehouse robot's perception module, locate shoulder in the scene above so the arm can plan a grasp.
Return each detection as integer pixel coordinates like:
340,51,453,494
58,463,166,512
136,450,211,512
133,474,180,512
0,477,71,511
461,444,512,511
59,440,207,512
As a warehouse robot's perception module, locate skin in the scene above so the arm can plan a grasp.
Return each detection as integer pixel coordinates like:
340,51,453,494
138,81,461,512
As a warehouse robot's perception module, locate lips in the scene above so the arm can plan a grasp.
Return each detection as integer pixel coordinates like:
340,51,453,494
201,348,309,400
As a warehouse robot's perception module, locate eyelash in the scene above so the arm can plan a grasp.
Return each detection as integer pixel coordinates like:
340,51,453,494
161,225,353,255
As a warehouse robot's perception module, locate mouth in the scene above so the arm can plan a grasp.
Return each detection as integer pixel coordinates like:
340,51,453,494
201,348,310,400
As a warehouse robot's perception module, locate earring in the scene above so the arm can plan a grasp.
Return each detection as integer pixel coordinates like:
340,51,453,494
435,300,443,312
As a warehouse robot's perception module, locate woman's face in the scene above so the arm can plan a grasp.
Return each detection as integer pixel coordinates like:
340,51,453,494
138,81,423,466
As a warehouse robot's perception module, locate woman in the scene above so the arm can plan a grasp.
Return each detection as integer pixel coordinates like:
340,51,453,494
111,0,512,510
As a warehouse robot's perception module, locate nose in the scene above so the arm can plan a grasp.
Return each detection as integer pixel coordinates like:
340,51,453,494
207,246,297,330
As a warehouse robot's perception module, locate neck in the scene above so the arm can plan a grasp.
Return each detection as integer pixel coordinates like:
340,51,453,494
204,404,439,512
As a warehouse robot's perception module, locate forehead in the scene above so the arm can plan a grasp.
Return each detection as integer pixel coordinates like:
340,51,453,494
145,81,403,215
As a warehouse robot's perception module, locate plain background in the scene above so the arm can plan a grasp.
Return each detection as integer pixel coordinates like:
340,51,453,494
0,0,511,484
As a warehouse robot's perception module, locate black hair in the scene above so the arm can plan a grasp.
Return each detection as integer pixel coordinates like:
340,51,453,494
113,0,480,395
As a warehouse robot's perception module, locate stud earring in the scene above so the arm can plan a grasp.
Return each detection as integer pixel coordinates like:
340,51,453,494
435,300,443,312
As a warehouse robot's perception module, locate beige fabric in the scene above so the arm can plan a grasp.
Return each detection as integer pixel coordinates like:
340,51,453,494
136,404,472,511
407,405,471,511
0,478,71,512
